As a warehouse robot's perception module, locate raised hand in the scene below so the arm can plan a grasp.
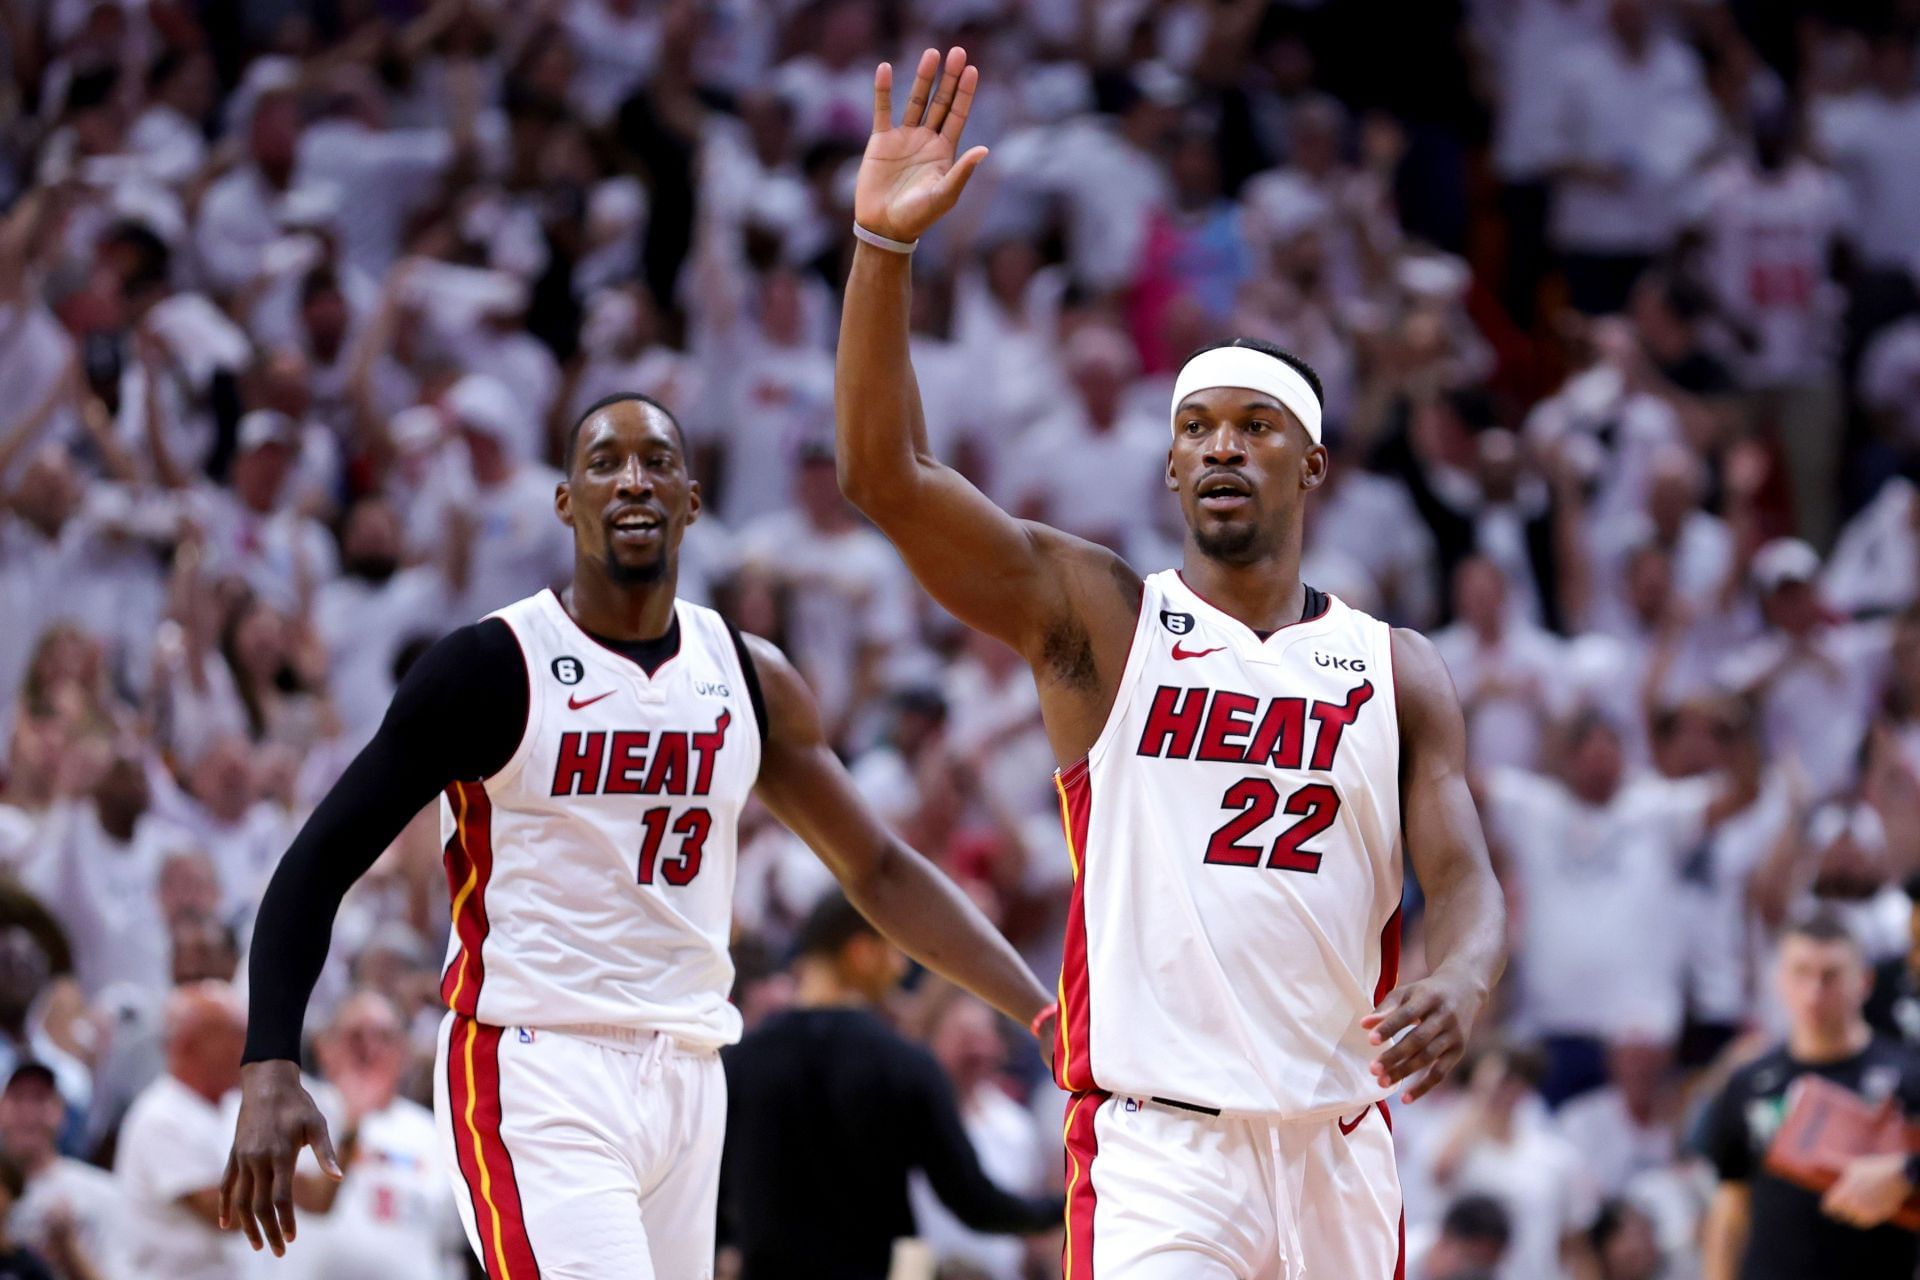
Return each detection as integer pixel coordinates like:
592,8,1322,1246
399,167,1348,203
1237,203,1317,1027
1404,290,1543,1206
855,47,988,244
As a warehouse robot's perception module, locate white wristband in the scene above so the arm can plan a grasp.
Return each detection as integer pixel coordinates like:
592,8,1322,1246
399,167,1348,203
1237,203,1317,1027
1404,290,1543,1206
853,222,916,254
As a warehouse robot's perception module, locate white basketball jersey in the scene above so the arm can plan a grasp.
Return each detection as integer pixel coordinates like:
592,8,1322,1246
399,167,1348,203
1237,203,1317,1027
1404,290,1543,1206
438,589,761,1048
1053,570,1403,1118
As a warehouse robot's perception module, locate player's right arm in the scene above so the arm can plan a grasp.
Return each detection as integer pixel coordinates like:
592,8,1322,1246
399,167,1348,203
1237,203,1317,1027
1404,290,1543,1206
836,49,1138,668
221,621,525,1257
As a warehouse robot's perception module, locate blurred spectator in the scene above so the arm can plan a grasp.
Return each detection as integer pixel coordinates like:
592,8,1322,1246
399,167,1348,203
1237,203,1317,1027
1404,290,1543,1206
906,991,1052,1280
1414,1192,1512,1280
1589,1198,1663,1280
1698,911,1920,1280
4,2,1920,1273
1810,29,1920,274
288,991,458,1280
29,753,173,1002
1718,538,1890,799
0,1153,59,1280
1553,1036,1679,1197
736,443,916,744
1417,1044,1599,1280
721,892,1058,1280
0,1063,116,1280
113,981,244,1280
1683,102,1849,544
1864,872,1920,1046
1434,556,1568,772
1479,711,1713,1101
1546,0,1714,314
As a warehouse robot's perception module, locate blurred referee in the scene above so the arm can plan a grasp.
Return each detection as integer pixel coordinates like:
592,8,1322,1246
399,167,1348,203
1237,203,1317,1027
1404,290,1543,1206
721,892,1060,1278
1697,912,1920,1280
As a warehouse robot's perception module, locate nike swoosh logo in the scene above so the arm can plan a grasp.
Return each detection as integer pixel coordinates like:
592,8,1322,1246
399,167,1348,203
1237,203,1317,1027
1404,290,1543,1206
1338,1105,1373,1136
567,690,615,711
1171,643,1226,661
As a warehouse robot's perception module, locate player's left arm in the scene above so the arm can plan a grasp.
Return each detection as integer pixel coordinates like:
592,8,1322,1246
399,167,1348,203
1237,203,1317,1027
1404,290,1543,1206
744,634,1054,1030
1362,627,1508,1103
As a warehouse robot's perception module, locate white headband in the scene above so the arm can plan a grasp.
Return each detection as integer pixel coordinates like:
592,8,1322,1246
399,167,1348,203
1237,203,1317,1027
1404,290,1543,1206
1170,347,1322,444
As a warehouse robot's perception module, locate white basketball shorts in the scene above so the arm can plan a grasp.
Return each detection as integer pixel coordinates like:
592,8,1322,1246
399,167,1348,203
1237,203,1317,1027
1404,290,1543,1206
1061,1090,1404,1280
433,1012,725,1279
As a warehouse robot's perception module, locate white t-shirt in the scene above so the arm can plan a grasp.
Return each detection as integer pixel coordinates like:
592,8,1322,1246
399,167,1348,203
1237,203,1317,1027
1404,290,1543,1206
115,1075,233,1280
1716,623,1890,799
14,1156,125,1280
992,116,1171,291
0,302,80,484
314,567,454,749
25,803,178,1000
415,463,573,625
706,340,836,526
1813,90,1920,270
1682,780,1793,1026
1423,1106,1602,1280
1485,768,1714,1039
735,511,917,731
770,54,881,145
999,408,1172,565
560,1,659,124
1307,470,1439,627
1484,0,1609,180
1431,623,1570,774
1687,157,1849,386
1824,477,1919,618
1553,1086,1675,1198
1547,35,1714,253
194,166,286,294
190,487,340,617
296,122,453,277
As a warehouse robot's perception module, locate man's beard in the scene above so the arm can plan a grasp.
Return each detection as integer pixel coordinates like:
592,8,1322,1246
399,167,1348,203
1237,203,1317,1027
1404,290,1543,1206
1192,520,1264,564
605,549,669,585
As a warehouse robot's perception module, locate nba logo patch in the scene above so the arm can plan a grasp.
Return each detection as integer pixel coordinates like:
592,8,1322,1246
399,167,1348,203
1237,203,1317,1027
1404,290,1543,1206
1124,1098,1140,1113
1160,610,1195,635
517,1027,536,1044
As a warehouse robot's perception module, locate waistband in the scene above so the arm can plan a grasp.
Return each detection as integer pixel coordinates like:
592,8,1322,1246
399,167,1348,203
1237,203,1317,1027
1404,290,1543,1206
455,1014,715,1058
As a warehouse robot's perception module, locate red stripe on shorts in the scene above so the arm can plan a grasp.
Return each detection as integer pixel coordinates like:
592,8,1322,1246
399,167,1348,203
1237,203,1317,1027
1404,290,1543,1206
1061,1089,1106,1280
447,1017,541,1279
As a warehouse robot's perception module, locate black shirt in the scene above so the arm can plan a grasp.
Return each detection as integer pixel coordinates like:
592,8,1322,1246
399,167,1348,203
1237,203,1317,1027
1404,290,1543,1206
721,1007,1060,1279
243,611,765,1065
1865,959,1920,1048
0,1246,56,1280
1696,1036,1920,1280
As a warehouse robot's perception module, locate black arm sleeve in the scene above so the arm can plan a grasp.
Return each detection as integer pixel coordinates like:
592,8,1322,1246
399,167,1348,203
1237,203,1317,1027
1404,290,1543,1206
242,620,527,1064
903,1048,1064,1235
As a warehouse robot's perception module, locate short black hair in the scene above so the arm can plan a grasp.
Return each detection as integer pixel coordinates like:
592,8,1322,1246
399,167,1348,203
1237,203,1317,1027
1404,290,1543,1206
564,392,687,472
1183,337,1326,412
1589,1198,1645,1255
1441,1194,1511,1249
1783,908,1860,951
793,890,878,960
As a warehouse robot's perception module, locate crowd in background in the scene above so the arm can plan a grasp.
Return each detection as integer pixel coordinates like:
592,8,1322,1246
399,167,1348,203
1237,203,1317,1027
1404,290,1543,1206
2,0,1920,1276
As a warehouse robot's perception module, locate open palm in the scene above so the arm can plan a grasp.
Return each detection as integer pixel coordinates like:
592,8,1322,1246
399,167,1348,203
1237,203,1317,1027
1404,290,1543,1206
856,46,988,244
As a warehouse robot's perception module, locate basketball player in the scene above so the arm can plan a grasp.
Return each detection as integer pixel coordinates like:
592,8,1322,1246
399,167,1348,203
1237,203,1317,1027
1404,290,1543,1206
222,393,1055,1278
836,49,1508,1277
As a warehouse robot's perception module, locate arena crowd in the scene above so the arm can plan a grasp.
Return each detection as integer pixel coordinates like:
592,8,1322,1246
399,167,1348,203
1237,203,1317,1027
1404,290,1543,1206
3,0,1920,1277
